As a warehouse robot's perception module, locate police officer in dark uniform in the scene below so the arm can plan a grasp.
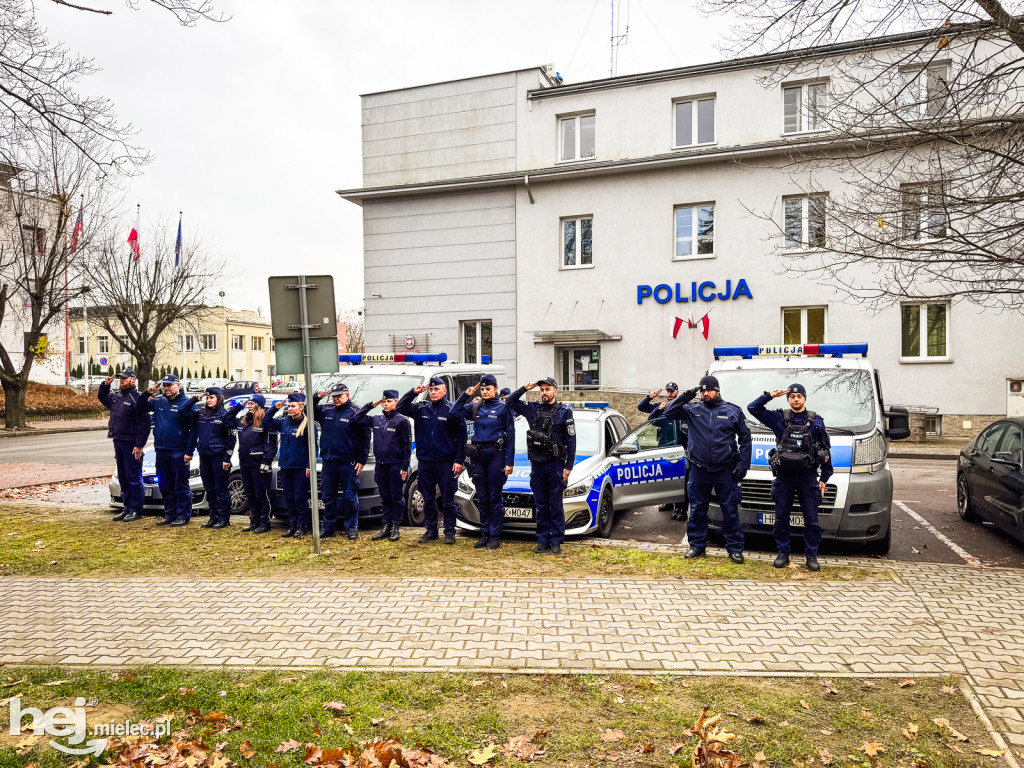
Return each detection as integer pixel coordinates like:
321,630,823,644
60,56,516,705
748,383,833,571
187,386,241,529
450,374,515,550
499,388,512,402
314,384,370,540
638,382,687,520
267,392,316,537
235,393,277,534
98,369,150,523
137,374,199,526
355,390,412,542
663,376,751,563
397,377,467,545
506,377,576,555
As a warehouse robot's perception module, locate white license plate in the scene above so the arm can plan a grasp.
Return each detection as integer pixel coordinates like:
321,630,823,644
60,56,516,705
144,487,154,497
505,507,534,520
759,513,804,527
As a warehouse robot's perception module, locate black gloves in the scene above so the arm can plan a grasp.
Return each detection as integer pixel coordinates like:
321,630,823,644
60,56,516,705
732,465,748,482
680,387,699,402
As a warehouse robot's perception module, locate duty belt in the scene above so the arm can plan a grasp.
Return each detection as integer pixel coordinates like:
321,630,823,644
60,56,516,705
472,439,504,449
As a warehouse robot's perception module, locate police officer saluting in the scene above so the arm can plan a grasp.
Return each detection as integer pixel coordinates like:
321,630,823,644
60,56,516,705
137,374,199,526
99,369,150,523
664,376,751,563
235,394,277,534
188,387,241,529
397,377,466,545
499,388,512,402
355,390,411,542
638,382,687,521
506,377,576,555
450,374,515,550
748,383,833,571
314,384,370,540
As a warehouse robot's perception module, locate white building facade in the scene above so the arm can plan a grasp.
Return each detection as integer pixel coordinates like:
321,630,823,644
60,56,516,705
340,33,1024,428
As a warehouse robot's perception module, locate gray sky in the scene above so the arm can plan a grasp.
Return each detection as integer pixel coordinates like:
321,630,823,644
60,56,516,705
35,0,731,315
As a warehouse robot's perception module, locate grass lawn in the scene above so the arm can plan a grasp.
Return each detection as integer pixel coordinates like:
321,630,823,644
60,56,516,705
0,669,1004,768
0,505,886,581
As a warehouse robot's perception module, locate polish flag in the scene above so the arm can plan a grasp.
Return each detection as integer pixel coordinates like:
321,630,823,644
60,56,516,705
127,212,140,261
700,313,710,340
687,309,696,329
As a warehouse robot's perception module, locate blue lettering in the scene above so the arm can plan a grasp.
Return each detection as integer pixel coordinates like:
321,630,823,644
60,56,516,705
733,279,753,300
654,284,672,304
675,283,688,303
637,285,652,304
698,281,716,301
717,280,732,300
691,282,698,302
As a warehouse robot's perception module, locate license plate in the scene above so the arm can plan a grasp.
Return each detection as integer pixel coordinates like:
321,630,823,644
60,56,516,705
758,513,804,527
505,507,534,520
144,487,153,497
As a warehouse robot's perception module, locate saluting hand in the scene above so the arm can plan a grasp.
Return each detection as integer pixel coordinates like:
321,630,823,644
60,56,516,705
649,389,662,399
373,398,384,407
413,384,428,394
148,384,157,395
524,382,537,390
466,383,481,395
104,376,114,385
769,388,791,399
316,390,327,399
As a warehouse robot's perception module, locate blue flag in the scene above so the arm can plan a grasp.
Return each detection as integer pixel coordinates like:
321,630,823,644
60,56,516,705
174,215,182,266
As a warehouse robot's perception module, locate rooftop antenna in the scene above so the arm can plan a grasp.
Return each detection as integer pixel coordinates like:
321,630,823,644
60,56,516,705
610,0,629,77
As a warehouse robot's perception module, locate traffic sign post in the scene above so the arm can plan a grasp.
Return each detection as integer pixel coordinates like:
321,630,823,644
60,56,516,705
267,275,339,555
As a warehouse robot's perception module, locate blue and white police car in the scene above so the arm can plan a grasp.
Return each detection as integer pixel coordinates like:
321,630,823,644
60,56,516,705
454,403,690,537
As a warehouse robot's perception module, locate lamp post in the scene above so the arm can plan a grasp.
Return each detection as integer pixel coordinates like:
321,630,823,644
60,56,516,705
81,285,92,393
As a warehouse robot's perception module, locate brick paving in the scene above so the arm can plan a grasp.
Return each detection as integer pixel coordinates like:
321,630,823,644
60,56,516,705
1,561,1022,755
0,462,112,490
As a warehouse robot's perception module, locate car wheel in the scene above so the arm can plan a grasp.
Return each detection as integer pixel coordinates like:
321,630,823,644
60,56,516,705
405,475,426,526
957,473,981,523
228,473,249,514
594,490,615,538
864,523,891,555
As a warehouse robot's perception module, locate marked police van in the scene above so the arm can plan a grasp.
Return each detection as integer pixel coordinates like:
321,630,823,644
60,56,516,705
704,343,910,554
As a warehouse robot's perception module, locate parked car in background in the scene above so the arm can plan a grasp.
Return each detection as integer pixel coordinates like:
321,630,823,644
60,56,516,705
222,380,265,397
957,418,1024,544
187,377,230,394
272,379,303,394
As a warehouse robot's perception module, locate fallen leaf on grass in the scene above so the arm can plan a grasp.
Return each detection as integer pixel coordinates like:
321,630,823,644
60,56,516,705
755,753,767,762
778,721,790,727
860,710,874,720
639,744,654,755
819,729,833,736
41,679,70,686
600,729,625,742
323,701,348,714
933,718,969,742
468,744,500,764
800,700,810,710
276,739,302,753
502,734,546,761
746,716,766,724
670,743,687,755
902,723,919,740
860,742,884,757
942,685,957,694
371,718,385,726
818,749,833,765
1,679,24,688
240,741,255,759
976,749,1004,757
15,734,40,752
947,744,965,754
303,744,323,764
899,679,916,688
681,728,695,737
343,724,354,735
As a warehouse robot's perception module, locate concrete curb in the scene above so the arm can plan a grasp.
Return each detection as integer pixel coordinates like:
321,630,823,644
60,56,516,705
889,452,959,461
0,472,111,491
0,424,107,439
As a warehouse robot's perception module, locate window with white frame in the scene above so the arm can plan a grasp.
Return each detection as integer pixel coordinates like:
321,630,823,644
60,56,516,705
901,303,949,359
178,334,196,352
21,226,44,256
561,216,593,268
783,81,827,133
232,334,244,351
97,335,109,354
270,338,275,352
252,336,263,351
898,65,949,119
200,333,217,352
783,195,827,249
674,96,715,147
460,320,492,365
77,336,86,354
118,335,129,353
558,113,595,161
901,183,945,240
782,306,827,345
674,203,715,259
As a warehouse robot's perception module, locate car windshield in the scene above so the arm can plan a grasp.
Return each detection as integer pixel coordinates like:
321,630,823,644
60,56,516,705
714,367,876,432
313,373,426,411
512,415,602,455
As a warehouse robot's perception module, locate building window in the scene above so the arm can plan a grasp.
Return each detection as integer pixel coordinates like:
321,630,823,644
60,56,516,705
901,184,945,240
461,320,492,365
561,216,593,268
899,65,949,119
673,96,715,147
901,303,949,360
21,226,45,256
784,195,827,249
77,336,86,354
252,336,263,351
783,82,827,133
674,203,715,259
270,338,275,352
558,113,595,161
200,333,217,352
232,335,244,351
782,307,827,345
97,335,109,354
178,334,196,352
558,347,600,390
118,335,129,353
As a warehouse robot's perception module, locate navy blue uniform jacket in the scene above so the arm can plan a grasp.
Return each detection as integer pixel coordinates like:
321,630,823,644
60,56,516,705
137,391,197,453
663,395,752,473
747,393,834,483
505,388,577,471
396,389,467,464
354,406,412,470
187,404,241,463
450,392,516,466
236,413,278,468
97,382,150,447
314,397,370,464
265,410,318,470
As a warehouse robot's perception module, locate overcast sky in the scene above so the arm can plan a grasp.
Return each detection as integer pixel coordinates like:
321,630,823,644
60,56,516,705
35,0,733,315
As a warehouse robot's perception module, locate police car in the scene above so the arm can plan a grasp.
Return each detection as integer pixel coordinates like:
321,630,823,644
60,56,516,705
453,402,689,537
705,343,909,554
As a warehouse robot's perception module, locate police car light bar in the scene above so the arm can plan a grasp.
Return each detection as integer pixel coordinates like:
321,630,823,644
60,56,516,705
339,353,448,365
713,343,868,359
562,400,611,409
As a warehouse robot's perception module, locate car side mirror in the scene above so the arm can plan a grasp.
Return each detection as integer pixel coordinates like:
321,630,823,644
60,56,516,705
992,451,1022,468
885,406,911,440
612,443,639,456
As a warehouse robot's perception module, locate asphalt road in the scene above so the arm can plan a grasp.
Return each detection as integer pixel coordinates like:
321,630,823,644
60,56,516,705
0,429,112,465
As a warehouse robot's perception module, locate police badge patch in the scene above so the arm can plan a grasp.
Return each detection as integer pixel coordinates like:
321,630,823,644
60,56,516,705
567,422,575,436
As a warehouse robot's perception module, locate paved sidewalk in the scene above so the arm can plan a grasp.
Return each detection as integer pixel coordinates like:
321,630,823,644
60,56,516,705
0,462,112,489
0,418,108,439
1,561,1022,754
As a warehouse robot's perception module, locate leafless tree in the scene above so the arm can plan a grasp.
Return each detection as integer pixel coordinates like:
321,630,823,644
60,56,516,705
80,224,227,384
699,0,1024,308
339,306,365,354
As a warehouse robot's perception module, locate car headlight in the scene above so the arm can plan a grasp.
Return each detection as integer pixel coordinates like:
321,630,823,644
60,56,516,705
189,467,201,478
563,477,593,498
457,470,475,494
852,430,888,473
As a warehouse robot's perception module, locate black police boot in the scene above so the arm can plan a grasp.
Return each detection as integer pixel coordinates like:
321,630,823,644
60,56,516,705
658,503,673,512
253,523,271,534
297,527,312,537
677,509,688,522
444,533,456,545
112,509,130,522
122,510,142,522
156,517,174,526
242,521,256,532
546,543,562,555
319,528,336,539
773,552,790,568
683,546,706,559
212,520,229,529
201,518,217,529
806,555,821,572
728,551,745,565
347,531,359,541
533,542,549,554
281,528,297,538
171,518,190,527
418,531,439,544
486,536,501,550
371,524,392,542
671,510,684,521
389,525,400,542
473,533,490,549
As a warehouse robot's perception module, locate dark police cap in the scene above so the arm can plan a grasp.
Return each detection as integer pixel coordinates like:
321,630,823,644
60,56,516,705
788,383,807,396
382,389,399,399
537,377,558,387
249,394,266,408
205,386,224,396
161,373,179,384
499,388,511,397
479,374,498,387
429,377,445,386
117,368,137,379
287,392,306,403
329,384,349,396
699,375,720,392
665,382,678,391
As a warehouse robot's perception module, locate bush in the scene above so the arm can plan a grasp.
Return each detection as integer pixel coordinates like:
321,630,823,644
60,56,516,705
0,382,106,417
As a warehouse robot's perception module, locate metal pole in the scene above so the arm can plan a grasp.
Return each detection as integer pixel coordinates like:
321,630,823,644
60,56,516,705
83,300,89,394
298,275,321,554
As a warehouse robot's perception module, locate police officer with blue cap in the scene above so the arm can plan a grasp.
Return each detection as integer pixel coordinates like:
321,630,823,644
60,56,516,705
187,387,242,529
235,393,277,534
506,377,576,555
638,382,688,520
314,383,370,540
268,392,316,537
499,388,512,402
748,383,833,571
138,374,199,526
664,375,751,563
397,377,467,545
99,368,150,522
355,390,412,541
450,373,515,550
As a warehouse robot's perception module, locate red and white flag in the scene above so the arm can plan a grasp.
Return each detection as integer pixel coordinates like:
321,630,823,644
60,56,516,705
127,211,140,261
700,313,710,340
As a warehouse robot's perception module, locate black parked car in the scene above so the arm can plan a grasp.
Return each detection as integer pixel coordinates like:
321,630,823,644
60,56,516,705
957,418,1024,544
221,380,265,397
